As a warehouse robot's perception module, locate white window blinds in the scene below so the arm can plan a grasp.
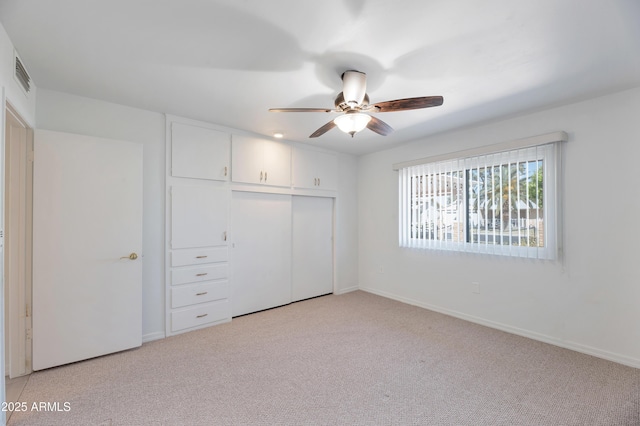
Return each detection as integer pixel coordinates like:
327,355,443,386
398,133,565,259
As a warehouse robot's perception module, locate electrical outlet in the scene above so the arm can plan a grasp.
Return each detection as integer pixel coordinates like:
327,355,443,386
472,282,480,294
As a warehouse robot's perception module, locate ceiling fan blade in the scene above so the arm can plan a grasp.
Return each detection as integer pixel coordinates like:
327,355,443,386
366,116,394,136
269,108,334,113
309,120,337,138
371,96,444,112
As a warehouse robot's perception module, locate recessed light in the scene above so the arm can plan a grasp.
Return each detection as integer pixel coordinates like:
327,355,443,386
273,132,284,139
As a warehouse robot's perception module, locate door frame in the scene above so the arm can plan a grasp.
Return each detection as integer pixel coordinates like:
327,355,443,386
4,101,33,378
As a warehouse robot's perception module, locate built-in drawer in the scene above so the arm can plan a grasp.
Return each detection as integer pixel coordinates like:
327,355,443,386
171,264,228,286
171,247,228,267
171,280,229,309
171,300,231,332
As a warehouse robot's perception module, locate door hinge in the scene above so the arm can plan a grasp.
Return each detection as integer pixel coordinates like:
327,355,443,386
26,327,32,340
28,150,34,163
26,303,31,317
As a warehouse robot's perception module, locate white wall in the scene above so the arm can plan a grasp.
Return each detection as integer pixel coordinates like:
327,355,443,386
358,86,640,367
35,89,166,342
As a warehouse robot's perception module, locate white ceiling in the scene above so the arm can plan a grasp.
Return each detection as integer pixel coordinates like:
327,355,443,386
1,0,639,155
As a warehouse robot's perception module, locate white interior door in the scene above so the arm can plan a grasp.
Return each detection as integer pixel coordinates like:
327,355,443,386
4,105,32,378
292,196,334,302
32,129,143,371
230,191,291,317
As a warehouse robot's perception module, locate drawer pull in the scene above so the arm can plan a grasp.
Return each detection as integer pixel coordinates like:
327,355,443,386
195,255,208,259
195,292,208,296
196,273,208,277
196,313,208,318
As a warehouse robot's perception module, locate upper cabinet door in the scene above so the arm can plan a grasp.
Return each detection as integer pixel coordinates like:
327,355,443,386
262,139,291,187
171,123,230,181
231,135,291,187
231,135,265,185
292,147,337,191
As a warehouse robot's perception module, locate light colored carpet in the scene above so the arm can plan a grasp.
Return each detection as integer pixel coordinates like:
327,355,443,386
8,291,640,425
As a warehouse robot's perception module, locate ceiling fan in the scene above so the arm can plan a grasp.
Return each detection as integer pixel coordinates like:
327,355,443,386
269,70,444,138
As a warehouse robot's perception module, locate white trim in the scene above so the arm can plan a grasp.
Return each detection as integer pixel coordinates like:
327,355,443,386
359,286,640,369
142,331,166,343
334,285,359,295
392,131,568,171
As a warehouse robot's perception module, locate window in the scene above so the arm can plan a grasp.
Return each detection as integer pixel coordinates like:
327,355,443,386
397,133,565,259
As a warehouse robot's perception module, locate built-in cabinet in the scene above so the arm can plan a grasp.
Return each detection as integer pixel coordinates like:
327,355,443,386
166,119,232,336
170,185,228,249
165,115,338,337
292,147,338,190
171,122,230,181
231,134,291,187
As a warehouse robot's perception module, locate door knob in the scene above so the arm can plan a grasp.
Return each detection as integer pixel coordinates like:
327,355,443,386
120,253,138,260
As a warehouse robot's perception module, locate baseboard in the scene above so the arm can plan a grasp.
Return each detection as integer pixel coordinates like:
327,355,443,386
360,287,640,369
334,285,359,295
142,331,165,343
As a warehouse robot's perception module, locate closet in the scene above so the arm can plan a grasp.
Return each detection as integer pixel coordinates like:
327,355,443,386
165,116,337,335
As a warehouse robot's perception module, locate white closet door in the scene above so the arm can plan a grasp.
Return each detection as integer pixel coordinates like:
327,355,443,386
230,192,292,317
32,129,142,371
292,196,334,302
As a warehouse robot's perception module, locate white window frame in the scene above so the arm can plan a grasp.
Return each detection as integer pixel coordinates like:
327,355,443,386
395,132,567,260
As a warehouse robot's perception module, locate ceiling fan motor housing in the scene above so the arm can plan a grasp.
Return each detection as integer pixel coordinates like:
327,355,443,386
341,70,367,106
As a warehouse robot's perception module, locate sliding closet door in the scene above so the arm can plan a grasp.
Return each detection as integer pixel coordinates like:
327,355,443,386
291,196,333,302
32,129,143,371
230,191,292,317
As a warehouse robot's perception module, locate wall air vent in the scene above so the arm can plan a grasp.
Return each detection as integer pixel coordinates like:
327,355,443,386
14,51,32,95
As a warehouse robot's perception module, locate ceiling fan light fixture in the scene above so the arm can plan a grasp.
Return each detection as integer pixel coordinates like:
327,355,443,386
341,70,367,106
334,112,371,137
